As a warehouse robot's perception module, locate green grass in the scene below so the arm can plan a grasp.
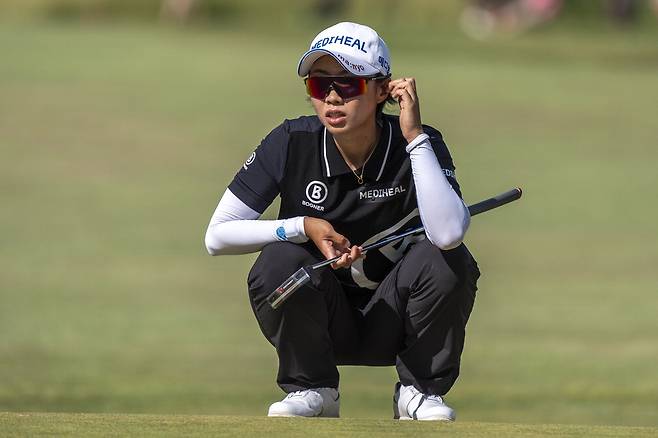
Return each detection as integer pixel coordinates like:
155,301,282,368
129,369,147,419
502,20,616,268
2,413,658,437
1,20,657,432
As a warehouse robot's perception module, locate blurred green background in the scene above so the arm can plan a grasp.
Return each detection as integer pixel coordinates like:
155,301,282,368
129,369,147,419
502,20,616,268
1,0,657,429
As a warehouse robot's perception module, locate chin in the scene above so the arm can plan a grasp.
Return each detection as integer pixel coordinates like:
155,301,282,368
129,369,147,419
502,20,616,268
322,119,350,134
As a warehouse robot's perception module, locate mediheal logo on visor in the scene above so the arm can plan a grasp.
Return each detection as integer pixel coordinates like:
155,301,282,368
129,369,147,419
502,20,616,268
311,35,368,53
302,180,327,212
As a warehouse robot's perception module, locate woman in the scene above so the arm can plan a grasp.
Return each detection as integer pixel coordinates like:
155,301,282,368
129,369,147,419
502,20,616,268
205,22,480,421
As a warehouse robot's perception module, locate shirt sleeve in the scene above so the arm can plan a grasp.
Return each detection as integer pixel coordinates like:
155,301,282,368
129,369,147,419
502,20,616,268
205,188,308,256
227,121,290,214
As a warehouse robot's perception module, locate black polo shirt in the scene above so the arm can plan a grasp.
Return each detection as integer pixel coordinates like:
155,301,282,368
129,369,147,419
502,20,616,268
228,114,462,289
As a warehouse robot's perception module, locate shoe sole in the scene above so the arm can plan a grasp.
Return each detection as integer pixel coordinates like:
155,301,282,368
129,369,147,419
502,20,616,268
268,412,339,418
268,414,340,418
396,415,455,421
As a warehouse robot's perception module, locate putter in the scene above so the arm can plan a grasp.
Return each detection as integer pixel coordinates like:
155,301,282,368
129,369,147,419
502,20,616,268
267,187,522,309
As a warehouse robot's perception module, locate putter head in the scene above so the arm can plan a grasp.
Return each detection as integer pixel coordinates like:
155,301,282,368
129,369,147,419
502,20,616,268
266,267,312,309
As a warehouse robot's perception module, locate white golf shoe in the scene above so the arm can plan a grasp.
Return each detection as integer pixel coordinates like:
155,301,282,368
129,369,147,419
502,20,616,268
393,382,456,421
267,388,340,417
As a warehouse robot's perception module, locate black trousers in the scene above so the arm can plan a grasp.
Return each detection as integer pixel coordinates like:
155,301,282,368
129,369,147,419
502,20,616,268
247,239,480,396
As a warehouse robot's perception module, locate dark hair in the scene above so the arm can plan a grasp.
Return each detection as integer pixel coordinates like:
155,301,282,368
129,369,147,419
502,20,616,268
376,77,397,117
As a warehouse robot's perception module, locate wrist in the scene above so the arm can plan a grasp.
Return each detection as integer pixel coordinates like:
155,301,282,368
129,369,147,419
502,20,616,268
405,133,430,153
303,216,312,236
276,216,309,244
404,128,424,144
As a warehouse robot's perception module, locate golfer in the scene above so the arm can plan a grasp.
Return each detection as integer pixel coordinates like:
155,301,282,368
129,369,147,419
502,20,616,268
205,22,480,421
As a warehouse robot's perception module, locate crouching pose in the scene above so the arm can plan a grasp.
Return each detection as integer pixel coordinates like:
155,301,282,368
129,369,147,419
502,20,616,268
205,22,480,421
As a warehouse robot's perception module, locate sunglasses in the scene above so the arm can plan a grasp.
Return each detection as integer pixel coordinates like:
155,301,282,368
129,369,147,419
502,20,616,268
304,75,389,100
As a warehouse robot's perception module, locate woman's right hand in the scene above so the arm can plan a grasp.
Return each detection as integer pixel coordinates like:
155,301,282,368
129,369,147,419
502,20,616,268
304,217,363,269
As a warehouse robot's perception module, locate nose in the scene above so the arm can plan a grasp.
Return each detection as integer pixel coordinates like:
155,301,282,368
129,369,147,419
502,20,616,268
324,86,343,105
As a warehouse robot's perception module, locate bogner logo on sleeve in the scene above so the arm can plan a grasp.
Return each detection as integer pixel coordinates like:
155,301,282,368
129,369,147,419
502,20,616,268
303,180,327,211
359,183,406,203
243,151,256,170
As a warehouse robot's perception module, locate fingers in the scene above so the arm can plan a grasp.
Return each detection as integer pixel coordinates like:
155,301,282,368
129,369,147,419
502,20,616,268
331,245,365,269
391,88,416,109
327,233,350,254
326,239,349,258
325,232,350,269
350,245,362,261
388,77,417,90
388,77,418,101
332,234,350,251
331,252,350,269
307,218,360,269
389,78,419,109
389,76,423,143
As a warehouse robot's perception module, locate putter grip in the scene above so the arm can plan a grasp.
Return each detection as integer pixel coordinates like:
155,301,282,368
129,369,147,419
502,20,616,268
468,187,522,216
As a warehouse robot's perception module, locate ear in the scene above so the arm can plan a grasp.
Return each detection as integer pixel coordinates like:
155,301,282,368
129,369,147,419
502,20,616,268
375,78,391,104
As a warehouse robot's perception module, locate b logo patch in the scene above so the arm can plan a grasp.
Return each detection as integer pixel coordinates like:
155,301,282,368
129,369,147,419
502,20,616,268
243,151,256,170
305,180,328,204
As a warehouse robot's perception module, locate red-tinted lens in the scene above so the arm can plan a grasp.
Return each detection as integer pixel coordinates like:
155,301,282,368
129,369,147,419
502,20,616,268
305,76,367,99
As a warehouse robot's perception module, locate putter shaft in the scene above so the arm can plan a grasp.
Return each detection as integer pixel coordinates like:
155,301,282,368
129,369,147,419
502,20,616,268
267,187,522,309
313,187,522,270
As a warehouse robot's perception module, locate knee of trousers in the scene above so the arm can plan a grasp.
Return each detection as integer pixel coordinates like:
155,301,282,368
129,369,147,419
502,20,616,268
247,242,319,301
396,239,460,299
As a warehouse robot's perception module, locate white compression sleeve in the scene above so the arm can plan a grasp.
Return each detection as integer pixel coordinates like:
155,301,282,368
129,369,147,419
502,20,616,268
204,189,308,256
406,133,470,249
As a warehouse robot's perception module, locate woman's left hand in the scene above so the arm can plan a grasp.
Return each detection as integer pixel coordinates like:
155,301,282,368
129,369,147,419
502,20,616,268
389,77,424,144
